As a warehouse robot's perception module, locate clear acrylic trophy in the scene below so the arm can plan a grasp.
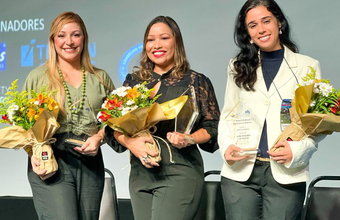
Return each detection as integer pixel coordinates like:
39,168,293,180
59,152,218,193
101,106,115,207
175,85,199,134
225,99,261,152
65,95,98,147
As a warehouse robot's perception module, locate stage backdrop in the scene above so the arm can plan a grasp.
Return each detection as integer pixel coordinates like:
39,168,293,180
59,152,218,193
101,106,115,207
1,0,339,198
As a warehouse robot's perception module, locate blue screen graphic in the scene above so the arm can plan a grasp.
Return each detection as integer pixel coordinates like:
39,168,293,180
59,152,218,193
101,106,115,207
21,39,36,67
118,43,143,83
0,42,7,71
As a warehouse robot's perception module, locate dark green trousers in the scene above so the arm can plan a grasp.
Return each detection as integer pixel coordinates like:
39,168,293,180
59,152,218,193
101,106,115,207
27,133,104,220
129,155,204,220
221,161,306,220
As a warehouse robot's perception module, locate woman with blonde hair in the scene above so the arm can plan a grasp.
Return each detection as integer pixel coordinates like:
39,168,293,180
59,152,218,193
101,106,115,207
23,11,115,220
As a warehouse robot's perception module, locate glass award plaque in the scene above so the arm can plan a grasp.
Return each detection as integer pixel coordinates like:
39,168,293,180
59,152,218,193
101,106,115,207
225,100,262,149
175,85,199,134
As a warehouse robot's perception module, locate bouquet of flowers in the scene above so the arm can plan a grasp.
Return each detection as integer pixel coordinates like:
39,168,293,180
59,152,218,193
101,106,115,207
270,67,340,151
98,82,188,162
0,79,59,174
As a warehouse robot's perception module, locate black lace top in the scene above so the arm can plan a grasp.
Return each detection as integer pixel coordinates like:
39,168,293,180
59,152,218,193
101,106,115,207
105,69,220,173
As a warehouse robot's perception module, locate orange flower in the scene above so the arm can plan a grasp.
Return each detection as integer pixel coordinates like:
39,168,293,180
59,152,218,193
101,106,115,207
106,97,123,110
27,108,36,122
35,94,45,105
47,98,58,110
126,87,140,100
37,108,45,113
34,108,46,120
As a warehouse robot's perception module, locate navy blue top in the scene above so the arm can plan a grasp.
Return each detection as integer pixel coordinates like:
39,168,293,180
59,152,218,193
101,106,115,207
257,49,284,158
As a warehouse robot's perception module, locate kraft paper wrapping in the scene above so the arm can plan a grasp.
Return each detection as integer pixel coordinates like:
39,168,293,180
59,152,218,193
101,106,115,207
106,96,188,162
0,109,59,174
270,84,340,151
133,130,161,162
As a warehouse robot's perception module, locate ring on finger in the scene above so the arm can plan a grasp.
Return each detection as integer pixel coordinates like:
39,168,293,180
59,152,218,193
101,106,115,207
142,155,149,163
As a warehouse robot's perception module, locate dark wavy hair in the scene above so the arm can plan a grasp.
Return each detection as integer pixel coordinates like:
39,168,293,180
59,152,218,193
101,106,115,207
134,16,190,80
233,0,298,91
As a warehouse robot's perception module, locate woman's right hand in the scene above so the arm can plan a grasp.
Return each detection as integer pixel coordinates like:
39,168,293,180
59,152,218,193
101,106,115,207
127,136,160,168
224,145,249,165
30,155,55,180
114,131,159,168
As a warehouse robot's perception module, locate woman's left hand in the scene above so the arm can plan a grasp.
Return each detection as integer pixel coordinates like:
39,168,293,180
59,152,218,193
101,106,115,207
267,141,293,165
167,132,193,149
73,134,103,156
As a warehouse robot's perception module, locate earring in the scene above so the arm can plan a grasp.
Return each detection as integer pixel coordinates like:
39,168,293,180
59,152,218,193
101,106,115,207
279,28,282,35
250,39,254,44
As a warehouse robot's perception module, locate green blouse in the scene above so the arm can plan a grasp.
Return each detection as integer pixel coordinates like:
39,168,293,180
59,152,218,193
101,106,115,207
23,65,115,136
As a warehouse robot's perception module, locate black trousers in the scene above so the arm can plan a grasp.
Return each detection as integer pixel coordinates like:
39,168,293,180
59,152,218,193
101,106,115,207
27,133,104,220
221,161,306,220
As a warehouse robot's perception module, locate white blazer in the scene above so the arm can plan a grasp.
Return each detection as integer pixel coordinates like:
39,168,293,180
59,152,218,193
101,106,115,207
218,46,322,184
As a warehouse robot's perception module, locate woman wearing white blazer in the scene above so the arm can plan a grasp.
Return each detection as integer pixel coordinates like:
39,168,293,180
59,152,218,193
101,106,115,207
218,0,323,219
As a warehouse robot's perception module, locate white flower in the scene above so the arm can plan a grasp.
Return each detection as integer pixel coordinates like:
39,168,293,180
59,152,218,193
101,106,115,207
7,104,19,120
313,83,320,94
310,100,316,107
8,104,19,111
319,82,333,97
302,79,314,86
97,112,103,121
130,106,138,111
111,86,131,97
34,101,40,106
126,100,135,106
101,100,107,108
121,107,131,116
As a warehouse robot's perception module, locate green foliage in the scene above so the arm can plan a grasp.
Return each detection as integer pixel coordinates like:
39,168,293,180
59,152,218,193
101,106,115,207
0,79,28,125
0,80,59,130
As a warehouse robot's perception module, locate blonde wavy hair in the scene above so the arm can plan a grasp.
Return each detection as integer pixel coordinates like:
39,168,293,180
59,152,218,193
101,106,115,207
45,11,105,115
135,16,190,80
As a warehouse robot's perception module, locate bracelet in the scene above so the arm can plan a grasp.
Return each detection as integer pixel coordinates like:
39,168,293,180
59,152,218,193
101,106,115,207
184,135,195,145
96,133,104,144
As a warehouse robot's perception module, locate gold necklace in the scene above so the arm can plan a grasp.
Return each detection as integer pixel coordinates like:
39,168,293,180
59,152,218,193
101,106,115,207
58,65,86,114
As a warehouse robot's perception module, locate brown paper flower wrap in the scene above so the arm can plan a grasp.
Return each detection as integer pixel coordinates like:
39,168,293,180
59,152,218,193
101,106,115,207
270,84,340,152
0,80,60,175
0,109,59,174
106,96,188,162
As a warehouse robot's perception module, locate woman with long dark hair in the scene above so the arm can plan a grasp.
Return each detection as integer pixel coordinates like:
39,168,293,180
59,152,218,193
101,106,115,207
218,0,323,219
105,15,220,220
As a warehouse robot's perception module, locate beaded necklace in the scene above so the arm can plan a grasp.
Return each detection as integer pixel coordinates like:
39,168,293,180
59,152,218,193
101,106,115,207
58,65,86,114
